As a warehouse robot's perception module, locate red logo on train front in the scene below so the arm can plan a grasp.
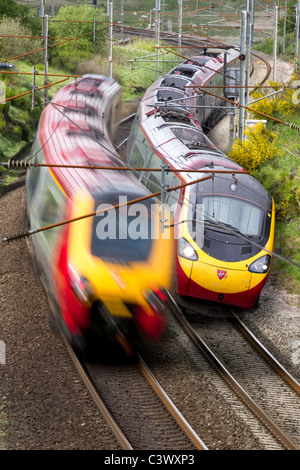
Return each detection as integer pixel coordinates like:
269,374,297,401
217,270,227,280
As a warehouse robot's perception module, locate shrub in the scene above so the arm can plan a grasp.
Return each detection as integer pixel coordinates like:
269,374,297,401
228,121,278,172
49,5,107,64
249,80,300,119
0,0,29,22
0,16,43,64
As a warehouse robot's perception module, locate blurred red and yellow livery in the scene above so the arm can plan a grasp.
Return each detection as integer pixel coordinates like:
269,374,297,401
26,75,174,354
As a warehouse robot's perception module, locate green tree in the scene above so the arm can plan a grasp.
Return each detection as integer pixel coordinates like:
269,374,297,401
49,5,107,64
0,16,43,64
0,0,29,21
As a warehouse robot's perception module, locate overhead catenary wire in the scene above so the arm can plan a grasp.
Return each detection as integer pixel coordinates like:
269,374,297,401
192,86,300,132
0,21,298,271
0,174,212,243
1,171,299,271
1,160,249,175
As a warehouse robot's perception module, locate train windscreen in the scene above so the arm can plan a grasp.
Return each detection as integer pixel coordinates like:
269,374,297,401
91,193,156,263
200,195,264,237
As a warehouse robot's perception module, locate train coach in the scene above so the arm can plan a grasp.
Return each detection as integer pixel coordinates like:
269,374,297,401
126,48,275,310
25,74,174,355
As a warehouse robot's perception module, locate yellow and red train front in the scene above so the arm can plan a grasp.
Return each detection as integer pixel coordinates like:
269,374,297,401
53,191,174,346
175,187,275,309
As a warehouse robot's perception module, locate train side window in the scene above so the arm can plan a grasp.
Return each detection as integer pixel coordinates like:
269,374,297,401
26,135,44,201
129,137,153,181
164,171,180,206
129,142,146,180
145,173,161,200
126,112,140,157
35,172,66,246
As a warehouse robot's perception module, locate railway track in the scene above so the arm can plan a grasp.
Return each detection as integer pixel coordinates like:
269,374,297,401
63,284,299,450
169,292,300,450
64,336,207,450
113,24,224,50
64,44,275,451
0,17,295,452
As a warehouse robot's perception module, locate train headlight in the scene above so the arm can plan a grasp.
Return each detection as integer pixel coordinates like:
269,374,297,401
178,237,198,261
248,255,271,273
68,264,93,306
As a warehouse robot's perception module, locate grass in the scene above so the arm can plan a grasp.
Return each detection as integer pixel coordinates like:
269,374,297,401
67,37,180,101
0,59,75,190
245,95,300,295
273,220,300,293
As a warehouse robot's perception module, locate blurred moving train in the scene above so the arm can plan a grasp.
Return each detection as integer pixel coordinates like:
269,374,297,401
126,47,275,309
25,75,174,354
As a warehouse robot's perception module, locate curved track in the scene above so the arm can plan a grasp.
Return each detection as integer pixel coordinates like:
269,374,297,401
166,292,300,450
48,37,275,449
0,25,282,451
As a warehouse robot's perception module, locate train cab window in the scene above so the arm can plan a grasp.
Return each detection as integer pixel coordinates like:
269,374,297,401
91,192,155,262
201,195,263,237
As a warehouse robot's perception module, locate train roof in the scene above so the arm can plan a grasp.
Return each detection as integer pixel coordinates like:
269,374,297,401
37,74,133,198
135,47,270,206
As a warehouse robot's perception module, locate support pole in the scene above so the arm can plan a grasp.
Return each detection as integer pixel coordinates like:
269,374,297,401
229,99,236,150
296,1,300,70
282,0,287,54
109,2,113,78
155,0,161,80
121,0,124,41
245,0,251,116
250,0,255,46
178,0,182,49
44,14,49,101
160,157,168,233
32,65,36,111
239,11,246,141
273,5,278,81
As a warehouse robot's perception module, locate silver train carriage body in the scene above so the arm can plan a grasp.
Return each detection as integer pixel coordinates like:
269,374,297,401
126,49,275,309
25,75,174,352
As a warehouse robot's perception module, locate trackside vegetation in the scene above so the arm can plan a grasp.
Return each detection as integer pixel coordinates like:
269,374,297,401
228,78,300,291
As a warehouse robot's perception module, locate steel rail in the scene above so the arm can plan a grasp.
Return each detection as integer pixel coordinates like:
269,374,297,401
229,310,300,395
62,337,133,450
166,291,299,451
63,331,208,450
138,355,208,450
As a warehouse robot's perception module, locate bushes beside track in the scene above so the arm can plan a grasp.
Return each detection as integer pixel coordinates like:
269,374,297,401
228,77,300,291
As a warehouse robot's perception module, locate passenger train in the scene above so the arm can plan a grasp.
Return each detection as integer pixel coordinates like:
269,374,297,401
126,48,275,310
25,74,174,354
